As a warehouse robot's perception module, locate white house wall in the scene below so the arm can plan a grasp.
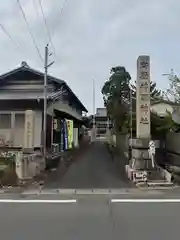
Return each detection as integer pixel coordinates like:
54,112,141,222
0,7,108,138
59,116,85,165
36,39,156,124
14,113,25,146
0,129,11,145
150,103,173,117
14,111,42,147
0,110,42,148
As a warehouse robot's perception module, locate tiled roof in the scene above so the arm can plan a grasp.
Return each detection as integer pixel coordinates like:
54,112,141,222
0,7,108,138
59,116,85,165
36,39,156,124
0,62,88,112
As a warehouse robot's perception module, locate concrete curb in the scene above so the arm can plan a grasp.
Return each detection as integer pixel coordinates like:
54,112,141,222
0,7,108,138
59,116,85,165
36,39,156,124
136,181,174,188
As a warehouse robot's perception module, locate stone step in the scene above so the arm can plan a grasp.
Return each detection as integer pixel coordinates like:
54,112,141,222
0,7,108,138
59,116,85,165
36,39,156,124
148,171,165,181
125,164,172,185
136,180,174,188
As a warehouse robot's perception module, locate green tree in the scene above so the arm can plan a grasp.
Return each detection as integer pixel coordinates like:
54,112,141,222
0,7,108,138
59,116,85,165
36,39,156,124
150,111,177,136
165,69,180,103
101,66,131,133
123,81,171,135
124,111,177,137
131,81,162,100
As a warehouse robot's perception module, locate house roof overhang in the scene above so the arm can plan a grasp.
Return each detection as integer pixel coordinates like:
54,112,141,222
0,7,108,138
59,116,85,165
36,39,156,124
0,62,88,112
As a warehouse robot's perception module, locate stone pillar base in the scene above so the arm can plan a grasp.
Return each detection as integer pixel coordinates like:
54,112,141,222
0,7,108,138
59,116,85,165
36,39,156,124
125,165,147,183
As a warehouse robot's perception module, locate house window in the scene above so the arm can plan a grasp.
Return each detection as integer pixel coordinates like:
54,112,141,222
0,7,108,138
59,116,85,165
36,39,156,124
0,114,11,129
15,113,25,128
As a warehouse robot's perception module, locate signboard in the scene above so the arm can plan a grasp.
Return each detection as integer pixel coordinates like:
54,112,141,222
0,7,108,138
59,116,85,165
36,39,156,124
133,171,147,182
136,56,151,138
66,119,74,149
63,119,68,150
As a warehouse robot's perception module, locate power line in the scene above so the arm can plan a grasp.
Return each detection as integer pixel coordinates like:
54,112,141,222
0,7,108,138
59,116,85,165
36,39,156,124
38,0,56,59
32,0,48,46
16,0,43,63
33,0,41,20
59,0,68,16
0,23,20,51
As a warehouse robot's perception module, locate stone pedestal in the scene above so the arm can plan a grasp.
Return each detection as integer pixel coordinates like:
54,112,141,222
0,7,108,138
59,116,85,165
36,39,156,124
128,138,152,182
129,138,152,169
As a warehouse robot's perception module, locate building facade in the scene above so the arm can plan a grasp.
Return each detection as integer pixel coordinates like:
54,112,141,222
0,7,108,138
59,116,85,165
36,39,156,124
93,108,112,137
0,61,87,151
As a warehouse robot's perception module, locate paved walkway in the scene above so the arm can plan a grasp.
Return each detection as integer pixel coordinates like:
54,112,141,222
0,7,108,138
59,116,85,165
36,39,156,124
44,142,132,189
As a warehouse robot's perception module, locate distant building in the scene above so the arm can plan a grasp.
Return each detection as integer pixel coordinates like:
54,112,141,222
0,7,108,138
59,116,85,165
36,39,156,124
96,108,107,117
90,108,112,136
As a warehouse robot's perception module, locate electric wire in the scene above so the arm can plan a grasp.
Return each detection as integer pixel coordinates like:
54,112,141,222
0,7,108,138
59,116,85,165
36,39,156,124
16,0,43,63
0,23,20,51
38,0,56,59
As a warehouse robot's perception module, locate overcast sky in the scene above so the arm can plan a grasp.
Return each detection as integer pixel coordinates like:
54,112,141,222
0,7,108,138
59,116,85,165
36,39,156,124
0,0,180,113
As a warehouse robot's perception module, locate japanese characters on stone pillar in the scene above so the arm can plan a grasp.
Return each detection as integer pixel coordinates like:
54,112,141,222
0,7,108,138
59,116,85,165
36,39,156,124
24,110,35,151
136,56,151,139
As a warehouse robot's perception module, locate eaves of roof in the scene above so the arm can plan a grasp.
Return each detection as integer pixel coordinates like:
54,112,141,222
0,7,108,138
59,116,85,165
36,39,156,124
0,64,88,112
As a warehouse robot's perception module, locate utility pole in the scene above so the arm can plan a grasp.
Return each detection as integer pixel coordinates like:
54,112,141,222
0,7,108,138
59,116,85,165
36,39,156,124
43,44,54,158
93,79,95,126
130,88,133,141
129,87,133,160
92,79,96,141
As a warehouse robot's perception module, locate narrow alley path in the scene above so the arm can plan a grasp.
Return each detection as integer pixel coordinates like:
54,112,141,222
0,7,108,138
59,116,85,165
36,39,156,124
44,142,132,189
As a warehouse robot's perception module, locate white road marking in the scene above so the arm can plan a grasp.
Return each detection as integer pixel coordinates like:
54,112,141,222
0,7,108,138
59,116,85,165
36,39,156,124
0,199,77,203
111,199,180,203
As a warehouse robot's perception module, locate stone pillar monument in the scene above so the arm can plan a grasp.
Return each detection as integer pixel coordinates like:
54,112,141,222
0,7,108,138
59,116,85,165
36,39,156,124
127,56,152,182
136,55,151,138
23,110,35,153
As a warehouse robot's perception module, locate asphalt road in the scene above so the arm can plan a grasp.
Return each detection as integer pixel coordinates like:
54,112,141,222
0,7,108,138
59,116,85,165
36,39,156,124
2,141,179,239
0,195,180,240
44,141,132,189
